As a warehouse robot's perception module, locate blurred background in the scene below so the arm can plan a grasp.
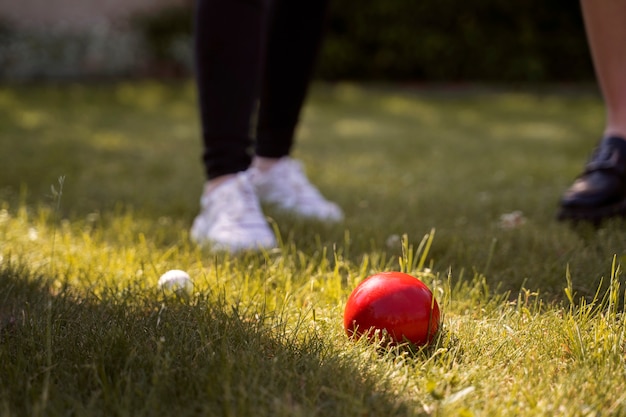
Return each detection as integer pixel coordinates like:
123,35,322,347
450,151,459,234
0,0,594,83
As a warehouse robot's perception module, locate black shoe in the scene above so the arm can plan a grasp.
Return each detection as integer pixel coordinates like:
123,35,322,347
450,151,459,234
557,136,626,222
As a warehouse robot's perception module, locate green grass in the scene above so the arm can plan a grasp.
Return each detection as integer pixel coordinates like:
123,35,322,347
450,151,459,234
2,81,626,416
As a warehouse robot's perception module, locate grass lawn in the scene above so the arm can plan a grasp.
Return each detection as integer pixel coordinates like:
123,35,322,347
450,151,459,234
2,80,626,416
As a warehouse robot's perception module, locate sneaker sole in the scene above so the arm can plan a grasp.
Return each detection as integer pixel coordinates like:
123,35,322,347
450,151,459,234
557,198,626,224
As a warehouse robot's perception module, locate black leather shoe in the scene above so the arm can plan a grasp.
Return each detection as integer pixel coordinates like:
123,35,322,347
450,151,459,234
558,136,626,222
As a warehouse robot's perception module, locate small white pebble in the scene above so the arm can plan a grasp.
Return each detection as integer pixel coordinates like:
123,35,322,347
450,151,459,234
386,234,401,249
498,211,526,230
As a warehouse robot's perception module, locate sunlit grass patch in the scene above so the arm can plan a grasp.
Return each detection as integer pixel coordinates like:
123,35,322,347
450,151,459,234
2,81,626,416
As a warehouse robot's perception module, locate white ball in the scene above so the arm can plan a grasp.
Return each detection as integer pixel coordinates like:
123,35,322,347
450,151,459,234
158,269,193,293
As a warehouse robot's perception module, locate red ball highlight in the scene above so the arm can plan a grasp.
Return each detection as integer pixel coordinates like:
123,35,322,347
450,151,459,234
343,271,440,346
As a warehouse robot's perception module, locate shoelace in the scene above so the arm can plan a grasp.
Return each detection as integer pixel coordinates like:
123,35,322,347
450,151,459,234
230,179,264,224
586,145,623,174
204,176,263,225
280,161,324,202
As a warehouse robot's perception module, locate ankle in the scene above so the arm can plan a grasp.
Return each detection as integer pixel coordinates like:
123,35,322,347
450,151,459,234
205,174,236,194
603,125,626,140
251,156,283,173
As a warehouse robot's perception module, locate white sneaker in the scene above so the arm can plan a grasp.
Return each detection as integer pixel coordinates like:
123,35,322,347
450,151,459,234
248,157,344,222
190,173,277,252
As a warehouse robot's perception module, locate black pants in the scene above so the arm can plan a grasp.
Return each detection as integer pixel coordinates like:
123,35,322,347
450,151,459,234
194,0,329,180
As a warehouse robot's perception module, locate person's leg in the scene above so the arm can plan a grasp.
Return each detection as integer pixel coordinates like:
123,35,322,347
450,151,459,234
194,0,268,182
253,0,330,159
190,0,276,251
558,0,626,222
247,0,343,222
581,0,626,138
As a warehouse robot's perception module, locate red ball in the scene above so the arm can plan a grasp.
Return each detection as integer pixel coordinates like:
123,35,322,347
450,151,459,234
343,271,440,346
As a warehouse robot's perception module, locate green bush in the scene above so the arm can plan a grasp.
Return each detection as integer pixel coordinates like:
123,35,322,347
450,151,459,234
130,6,194,75
0,20,144,80
318,0,594,81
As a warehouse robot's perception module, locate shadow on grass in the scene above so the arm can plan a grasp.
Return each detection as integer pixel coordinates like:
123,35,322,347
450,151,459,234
0,263,426,417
